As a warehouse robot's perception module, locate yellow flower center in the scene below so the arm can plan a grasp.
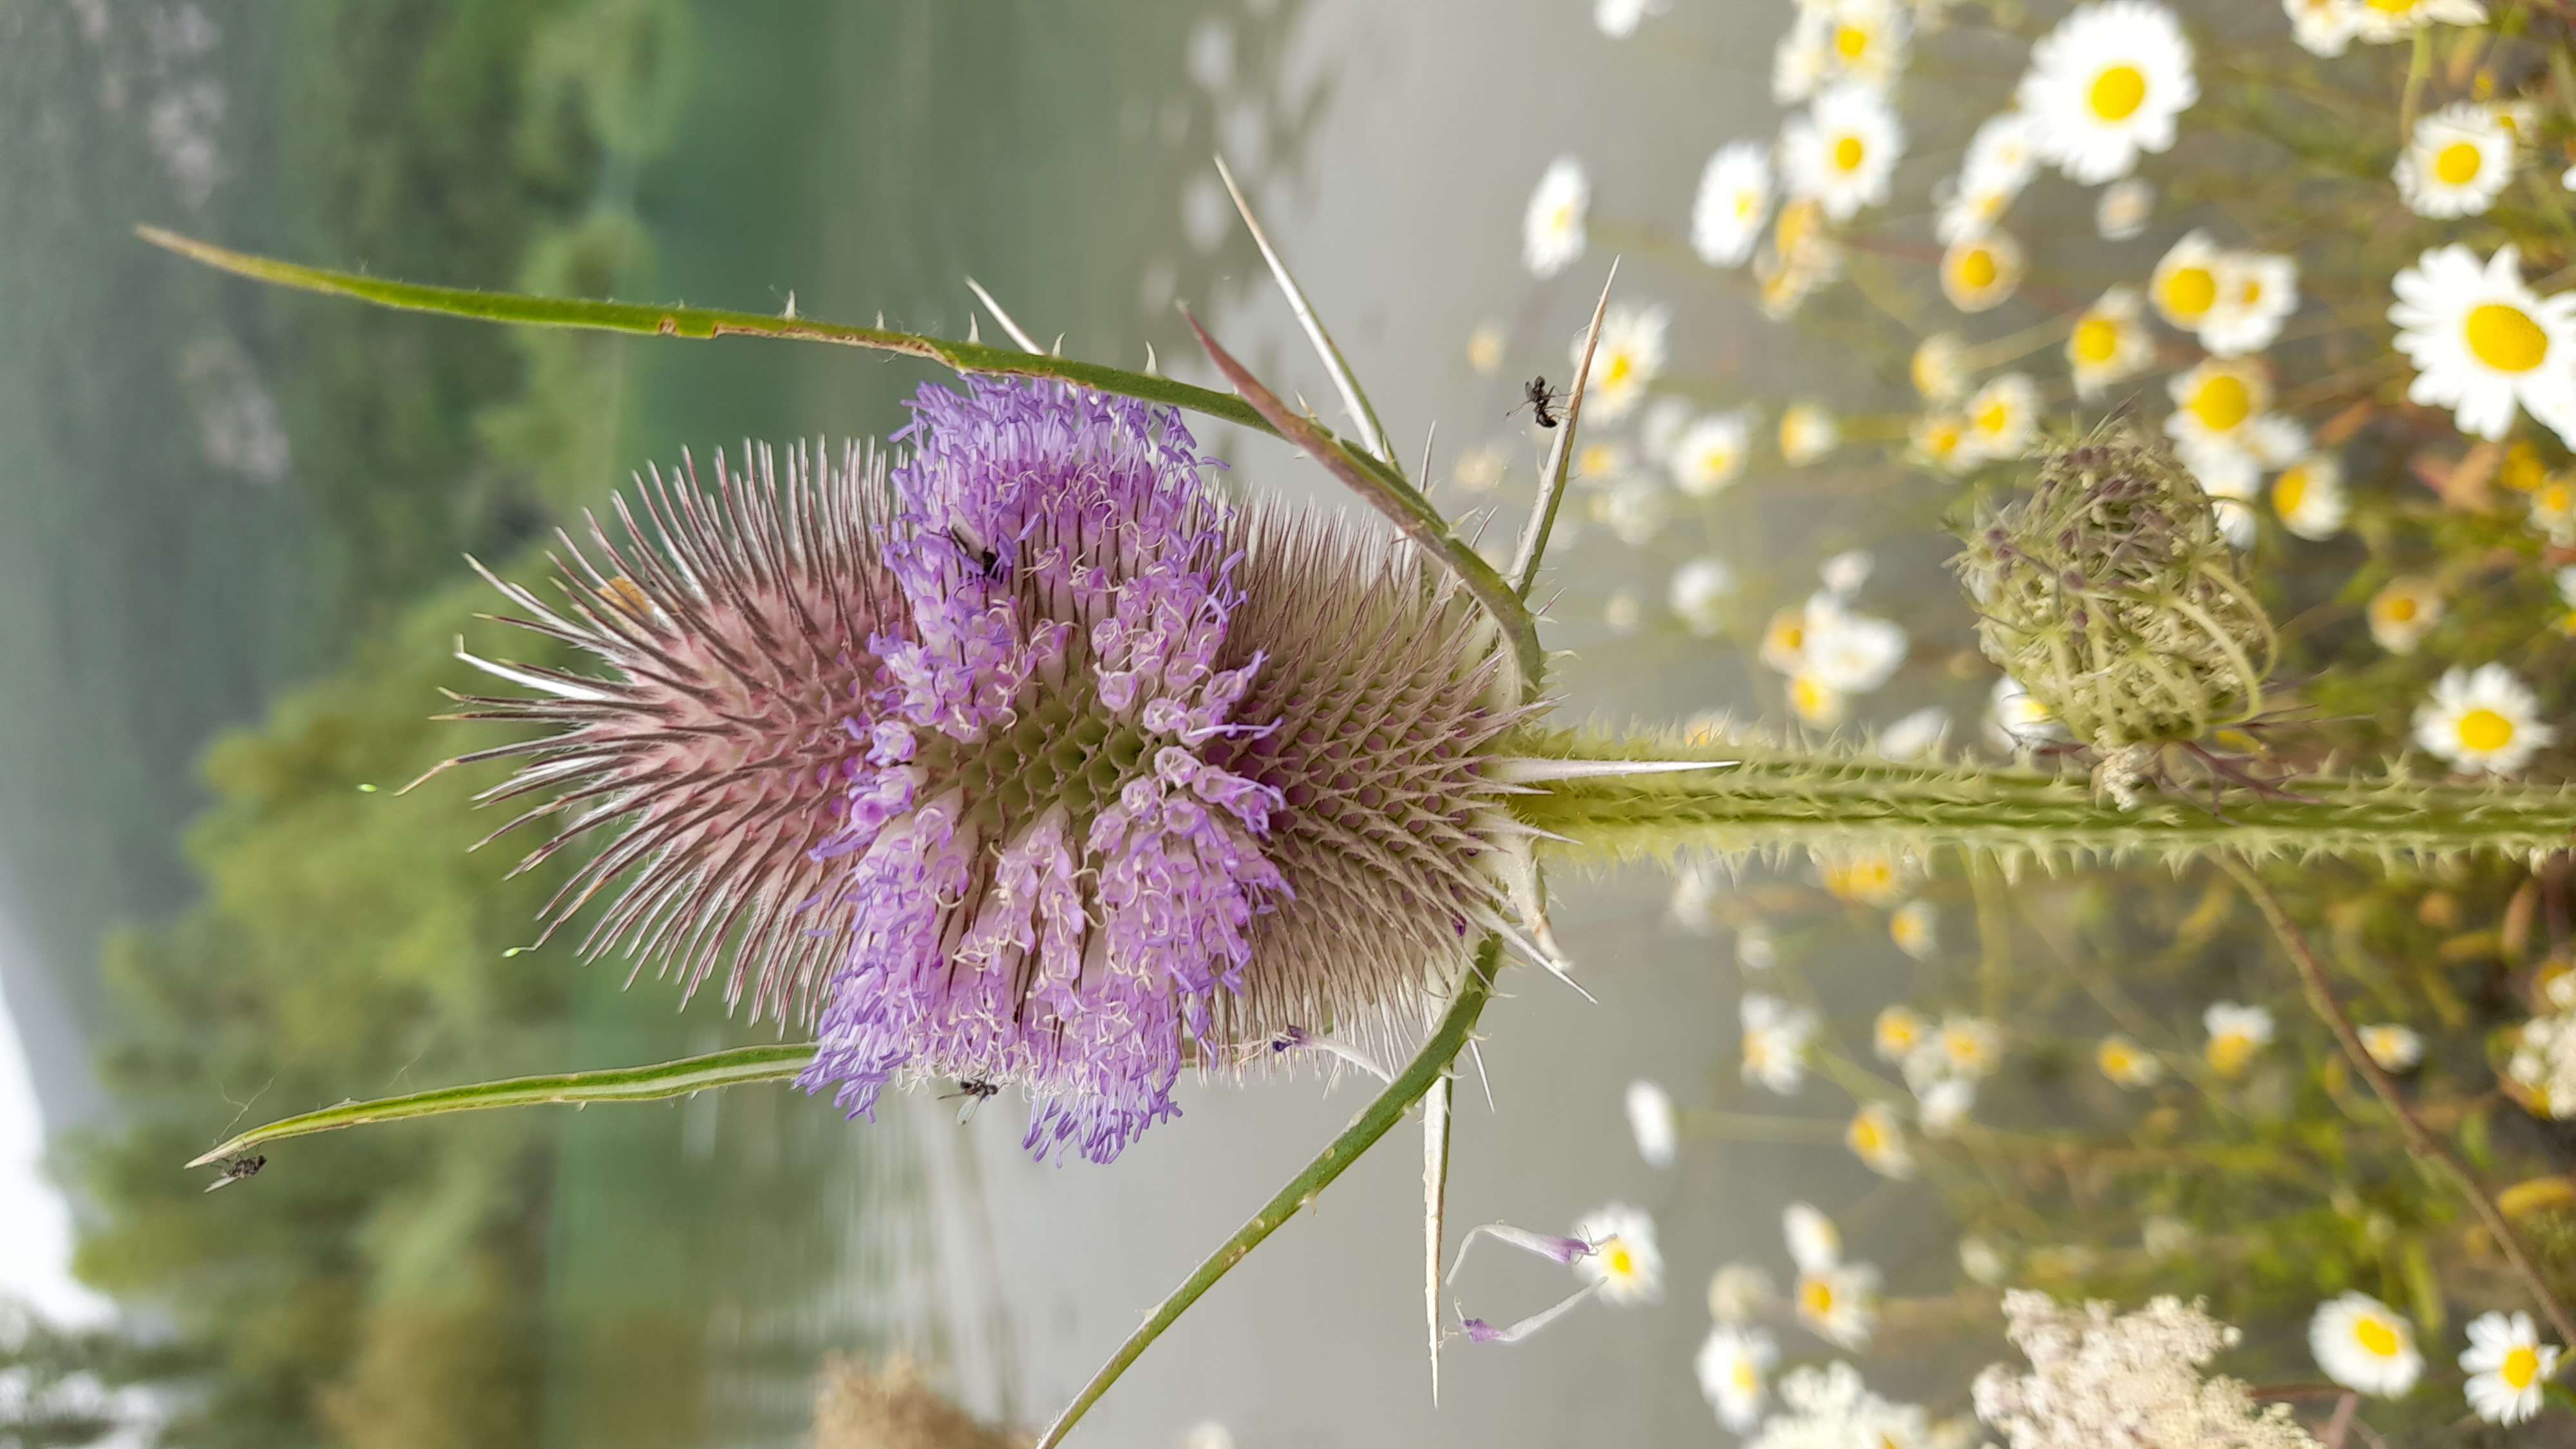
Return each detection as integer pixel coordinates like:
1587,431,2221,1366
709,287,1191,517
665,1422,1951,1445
2088,64,2149,122
2239,276,2266,305
1832,134,1867,173
2466,302,2549,373
1800,1277,1835,1316
1793,676,1833,719
1605,1242,1636,1279
2458,706,2517,753
2434,140,2485,187
1924,421,1962,457
1955,247,1999,292
2503,1345,2541,1388
1733,1360,1760,1393
2382,594,2420,624
1604,350,1636,388
2159,265,2217,319
2208,1031,2257,1076
2544,482,2575,516
2099,1042,2138,1077
1736,191,1758,220
2276,468,2309,516
1850,1115,1884,1153
2354,1316,2401,1359
2073,316,2121,365
1549,202,1575,235
2366,0,2421,14
1745,1032,1772,1067
1834,23,1870,60
2188,374,2253,432
1975,400,2012,437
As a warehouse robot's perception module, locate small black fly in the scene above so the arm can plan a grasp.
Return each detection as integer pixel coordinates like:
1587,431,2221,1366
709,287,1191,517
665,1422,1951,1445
939,1078,1001,1124
204,1154,266,1193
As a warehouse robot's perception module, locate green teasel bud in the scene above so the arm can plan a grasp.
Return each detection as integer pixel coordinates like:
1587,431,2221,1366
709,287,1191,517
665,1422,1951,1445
1952,425,2276,751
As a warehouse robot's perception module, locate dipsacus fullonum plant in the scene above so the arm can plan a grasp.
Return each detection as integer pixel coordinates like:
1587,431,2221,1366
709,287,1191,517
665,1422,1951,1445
146,2,2576,1415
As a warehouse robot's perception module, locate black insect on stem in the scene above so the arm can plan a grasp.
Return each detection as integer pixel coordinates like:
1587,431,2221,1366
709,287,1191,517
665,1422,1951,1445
203,1154,265,1192
1512,375,1563,430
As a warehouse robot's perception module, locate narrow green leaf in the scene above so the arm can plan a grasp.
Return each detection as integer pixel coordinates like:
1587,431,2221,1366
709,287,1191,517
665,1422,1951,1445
184,1044,815,1169
1510,260,1618,605
1213,155,1396,468
135,227,1397,471
1178,307,1543,686
1034,943,1501,1449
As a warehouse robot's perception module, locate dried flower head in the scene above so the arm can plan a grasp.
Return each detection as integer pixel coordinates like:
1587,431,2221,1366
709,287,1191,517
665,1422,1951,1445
453,379,1542,1162
1951,425,2275,750
1973,1291,2318,1449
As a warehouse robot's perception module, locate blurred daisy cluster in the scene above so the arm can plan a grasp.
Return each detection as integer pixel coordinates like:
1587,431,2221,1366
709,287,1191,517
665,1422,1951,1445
1460,0,2576,1440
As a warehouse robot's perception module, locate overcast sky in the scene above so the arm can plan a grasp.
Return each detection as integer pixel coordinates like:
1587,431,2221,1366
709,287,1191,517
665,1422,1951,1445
0,949,109,1326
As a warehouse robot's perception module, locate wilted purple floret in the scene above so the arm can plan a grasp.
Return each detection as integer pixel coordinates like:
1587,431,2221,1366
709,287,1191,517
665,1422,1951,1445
798,379,1288,1164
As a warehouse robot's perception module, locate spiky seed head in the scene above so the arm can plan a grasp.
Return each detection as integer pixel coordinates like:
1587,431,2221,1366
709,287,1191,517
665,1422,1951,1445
452,379,1535,1163
1951,424,2275,750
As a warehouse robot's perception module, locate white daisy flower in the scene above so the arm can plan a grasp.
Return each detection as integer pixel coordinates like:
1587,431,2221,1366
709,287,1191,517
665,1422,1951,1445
1962,109,2043,198
2360,1023,2425,1072
1576,302,1670,421
1625,1079,1678,1166
1795,1261,1881,1349
1817,848,1913,905
2367,575,2444,654
1913,413,1973,473
1847,1101,1916,1178
2166,358,2306,500
2069,286,2157,396
1602,589,1643,634
2016,0,2197,184
2391,244,2576,446
2202,250,2299,357
1912,332,1970,401
1989,676,2065,746
1786,1202,1844,1274
1709,1262,1777,1323
2461,1309,2559,1425
1773,11,1831,104
1875,1004,1929,1062
1667,865,1718,934
1761,605,1816,675
1805,599,1909,693
1878,706,1950,760
1962,372,2041,460
2534,473,2576,545
2310,1292,2423,1397
1890,899,1938,960
2150,229,2227,333
1818,549,1873,596
1595,0,1668,38
1693,144,1774,270
2353,0,2487,44
1523,156,1589,278
1958,1236,2009,1286
2414,663,2557,777
1743,993,1820,1093
1917,1076,1976,1136
2204,1001,2275,1078
1790,672,1849,728
1782,81,1906,222
1598,478,1670,547
1942,229,2026,313
2396,101,2519,218
1465,321,1506,375
1669,556,1735,636
1938,1015,2005,1079
2286,0,2362,55
1572,437,1633,488
1450,440,1508,494
2096,1034,2165,1088
2096,176,2156,238
1573,1204,1664,1304
1937,179,2017,250
1777,0,1914,100
1781,402,1841,465
1672,410,1757,495
1698,1324,1780,1432
1738,923,1779,972
2271,453,2349,540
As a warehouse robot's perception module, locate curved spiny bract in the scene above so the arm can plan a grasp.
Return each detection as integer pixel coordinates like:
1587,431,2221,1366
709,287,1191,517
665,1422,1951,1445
1509,729,2576,874
450,441,893,1026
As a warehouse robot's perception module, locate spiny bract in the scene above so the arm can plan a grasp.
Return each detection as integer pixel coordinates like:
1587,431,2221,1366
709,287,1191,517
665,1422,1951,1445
452,379,1540,1162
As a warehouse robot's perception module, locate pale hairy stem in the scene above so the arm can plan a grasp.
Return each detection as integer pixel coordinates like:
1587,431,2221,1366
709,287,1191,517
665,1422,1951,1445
2228,859,2576,1355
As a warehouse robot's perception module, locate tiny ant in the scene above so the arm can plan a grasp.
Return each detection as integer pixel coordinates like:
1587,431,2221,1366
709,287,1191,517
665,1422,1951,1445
940,1078,1001,1123
204,1154,265,1193
1511,376,1564,429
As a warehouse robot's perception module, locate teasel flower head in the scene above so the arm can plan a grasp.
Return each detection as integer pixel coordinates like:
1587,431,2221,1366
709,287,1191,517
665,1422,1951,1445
451,378,1546,1164
1951,424,2275,752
